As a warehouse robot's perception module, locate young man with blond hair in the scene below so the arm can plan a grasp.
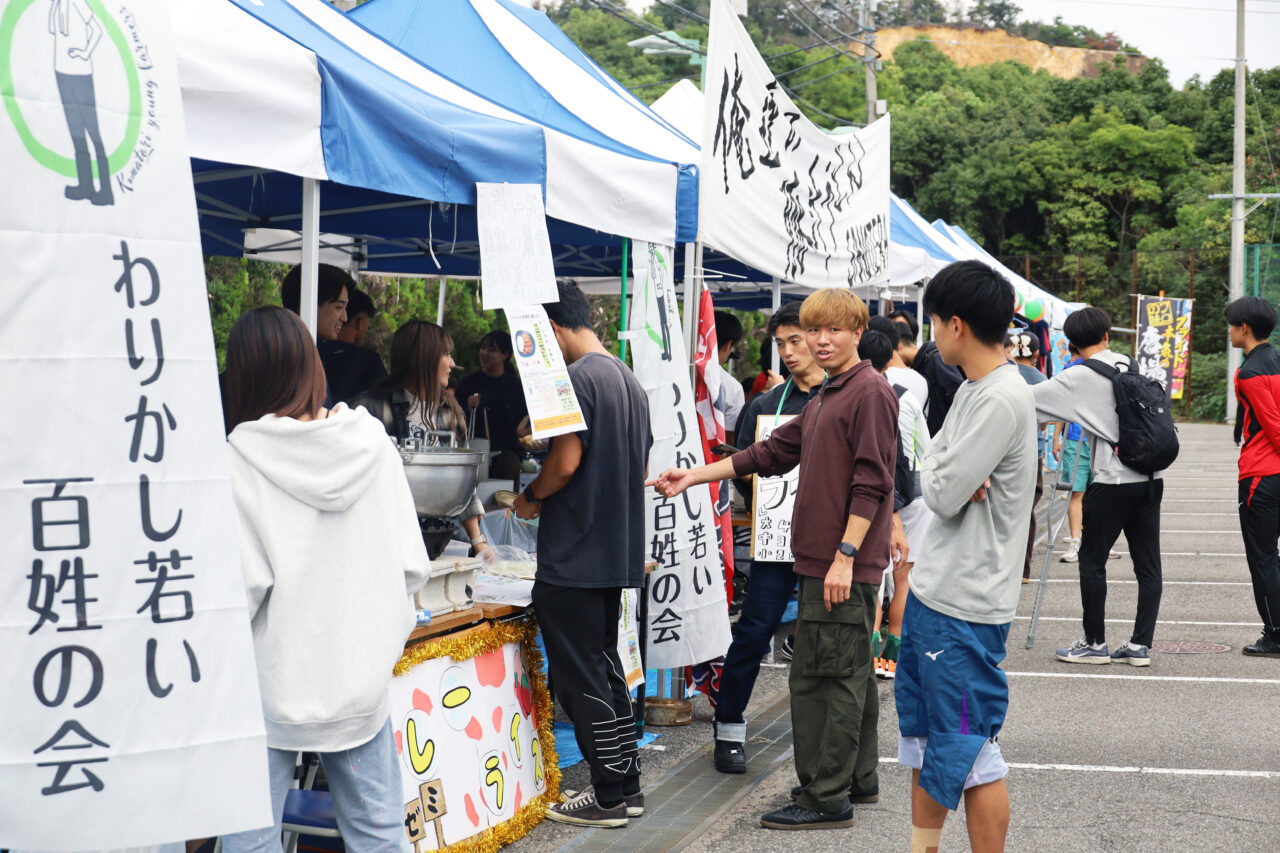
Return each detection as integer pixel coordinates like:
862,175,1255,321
652,288,902,830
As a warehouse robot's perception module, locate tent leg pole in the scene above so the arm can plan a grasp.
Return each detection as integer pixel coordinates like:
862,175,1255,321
770,277,781,373
300,178,320,338
683,242,700,376
436,279,446,326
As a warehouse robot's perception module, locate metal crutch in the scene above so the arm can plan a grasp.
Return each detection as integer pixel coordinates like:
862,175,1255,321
1026,432,1085,649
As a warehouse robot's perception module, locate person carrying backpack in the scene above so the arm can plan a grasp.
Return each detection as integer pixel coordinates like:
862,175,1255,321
1032,307,1178,667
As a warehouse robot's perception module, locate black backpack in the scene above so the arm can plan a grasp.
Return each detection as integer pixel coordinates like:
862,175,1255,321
1082,357,1180,475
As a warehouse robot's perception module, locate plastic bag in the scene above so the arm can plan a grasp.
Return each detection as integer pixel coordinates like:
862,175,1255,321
479,508,538,553
484,544,537,579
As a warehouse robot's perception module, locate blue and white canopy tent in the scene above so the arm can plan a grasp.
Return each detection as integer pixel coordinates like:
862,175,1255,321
929,220,1076,330
176,0,702,319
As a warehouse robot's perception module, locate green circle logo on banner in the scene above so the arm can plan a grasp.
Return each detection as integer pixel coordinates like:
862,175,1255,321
0,0,142,178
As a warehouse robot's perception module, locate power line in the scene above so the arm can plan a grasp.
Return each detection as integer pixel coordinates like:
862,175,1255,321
650,0,709,25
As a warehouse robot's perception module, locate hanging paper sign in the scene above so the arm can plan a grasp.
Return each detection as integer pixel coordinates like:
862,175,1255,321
505,305,586,439
616,589,644,690
476,183,558,310
751,415,797,561
699,0,890,290
0,1,272,847
627,241,731,670
1136,295,1194,399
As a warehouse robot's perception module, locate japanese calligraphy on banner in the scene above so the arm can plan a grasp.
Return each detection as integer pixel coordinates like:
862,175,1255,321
505,305,586,439
1136,295,1194,399
699,0,891,290
0,1,271,847
752,416,797,561
477,183,559,310
626,242,732,669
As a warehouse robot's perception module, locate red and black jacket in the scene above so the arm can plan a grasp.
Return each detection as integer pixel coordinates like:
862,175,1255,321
1235,341,1280,482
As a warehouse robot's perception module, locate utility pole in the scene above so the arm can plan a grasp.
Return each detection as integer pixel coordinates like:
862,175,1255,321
860,0,878,125
1227,0,1246,423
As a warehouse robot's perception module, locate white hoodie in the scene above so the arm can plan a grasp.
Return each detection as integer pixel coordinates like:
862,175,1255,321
228,403,429,751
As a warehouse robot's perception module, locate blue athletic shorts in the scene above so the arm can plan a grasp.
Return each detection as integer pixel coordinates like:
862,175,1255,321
894,591,1011,810
1059,437,1092,493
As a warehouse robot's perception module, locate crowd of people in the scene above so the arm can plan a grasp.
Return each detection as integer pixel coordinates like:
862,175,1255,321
210,258,1280,852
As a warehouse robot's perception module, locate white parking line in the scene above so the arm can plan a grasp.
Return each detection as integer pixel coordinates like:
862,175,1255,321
1162,512,1237,516
1007,671,1280,685
1040,579,1250,585
1103,551,1245,557
877,757,1280,779
1164,499,1235,504
1012,616,1258,627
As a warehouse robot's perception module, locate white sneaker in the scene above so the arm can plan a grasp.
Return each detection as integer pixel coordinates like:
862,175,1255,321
1108,548,1122,560
1059,538,1080,563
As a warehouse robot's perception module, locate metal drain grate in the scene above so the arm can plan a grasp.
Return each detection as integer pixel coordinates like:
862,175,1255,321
1151,641,1232,654
555,692,794,853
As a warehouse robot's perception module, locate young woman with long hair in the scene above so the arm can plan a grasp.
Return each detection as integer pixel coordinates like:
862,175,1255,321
351,320,494,558
221,306,426,852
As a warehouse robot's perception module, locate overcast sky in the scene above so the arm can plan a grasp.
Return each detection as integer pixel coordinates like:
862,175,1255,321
1012,0,1280,88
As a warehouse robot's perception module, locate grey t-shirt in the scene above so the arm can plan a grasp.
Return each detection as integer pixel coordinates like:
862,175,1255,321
908,362,1038,624
536,352,652,589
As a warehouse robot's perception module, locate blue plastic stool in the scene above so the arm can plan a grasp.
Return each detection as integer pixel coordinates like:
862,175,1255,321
282,788,341,853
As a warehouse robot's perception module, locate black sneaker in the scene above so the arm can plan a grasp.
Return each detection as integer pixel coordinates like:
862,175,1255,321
546,789,627,828
779,632,795,661
1243,635,1280,658
760,802,853,830
791,785,878,804
563,789,644,817
714,739,747,774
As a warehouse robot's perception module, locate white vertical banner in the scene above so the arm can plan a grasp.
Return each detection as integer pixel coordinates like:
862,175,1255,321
627,242,731,669
699,0,890,290
0,1,272,848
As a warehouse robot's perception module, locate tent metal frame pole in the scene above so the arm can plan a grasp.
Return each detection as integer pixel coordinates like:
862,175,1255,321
770,277,782,373
683,242,700,372
300,178,320,338
436,279,447,326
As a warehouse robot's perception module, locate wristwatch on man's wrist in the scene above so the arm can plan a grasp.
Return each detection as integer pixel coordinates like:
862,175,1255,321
836,541,859,558
522,484,542,504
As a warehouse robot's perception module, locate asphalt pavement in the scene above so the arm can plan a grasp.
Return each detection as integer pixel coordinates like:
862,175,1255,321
517,422,1279,852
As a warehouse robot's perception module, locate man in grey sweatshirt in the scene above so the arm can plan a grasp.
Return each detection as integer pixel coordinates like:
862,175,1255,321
1032,306,1163,667
896,261,1037,853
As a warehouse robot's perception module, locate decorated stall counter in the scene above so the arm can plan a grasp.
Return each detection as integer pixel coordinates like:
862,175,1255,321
391,618,559,853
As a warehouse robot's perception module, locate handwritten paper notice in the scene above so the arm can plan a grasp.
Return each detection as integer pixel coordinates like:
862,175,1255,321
752,416,797,562
477,183,558,310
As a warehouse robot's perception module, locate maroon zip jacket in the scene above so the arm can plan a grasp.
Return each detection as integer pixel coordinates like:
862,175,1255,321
1236,341,1280,486
730,359,899,584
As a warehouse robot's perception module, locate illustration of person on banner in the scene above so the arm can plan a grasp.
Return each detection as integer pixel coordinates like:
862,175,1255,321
651,288,905,831
687,288,736,702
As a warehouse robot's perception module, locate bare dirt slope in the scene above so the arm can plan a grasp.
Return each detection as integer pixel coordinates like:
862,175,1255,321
875,25,1146,78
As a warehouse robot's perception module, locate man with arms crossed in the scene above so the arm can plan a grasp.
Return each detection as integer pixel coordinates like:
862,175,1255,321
652,289,901,830
895,261,1036,853
1226,296,1280,657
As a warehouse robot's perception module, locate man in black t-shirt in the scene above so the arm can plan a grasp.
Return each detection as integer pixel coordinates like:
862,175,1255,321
513,282,651,828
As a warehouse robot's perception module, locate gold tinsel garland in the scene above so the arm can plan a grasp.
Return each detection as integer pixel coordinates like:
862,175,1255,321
394,617,562,853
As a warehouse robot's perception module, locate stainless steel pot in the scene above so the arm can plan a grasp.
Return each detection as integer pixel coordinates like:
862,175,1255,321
400,446,484,518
